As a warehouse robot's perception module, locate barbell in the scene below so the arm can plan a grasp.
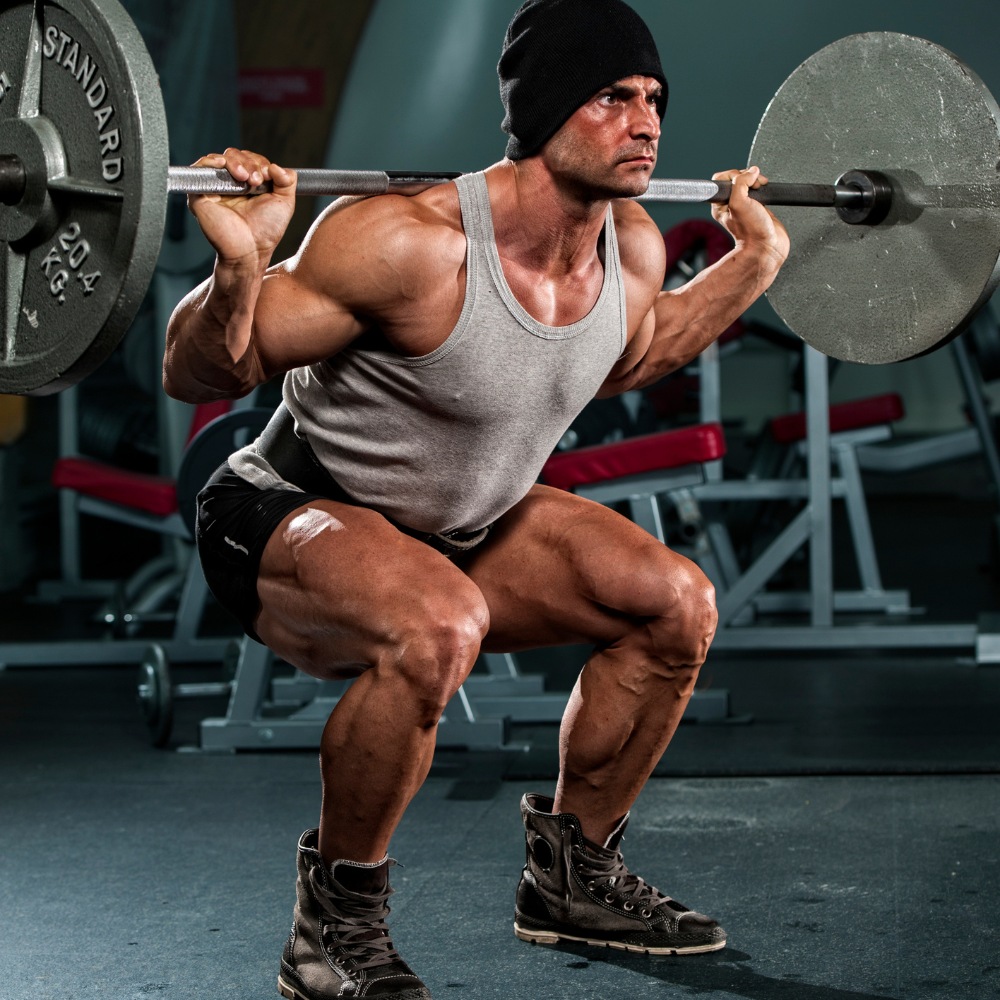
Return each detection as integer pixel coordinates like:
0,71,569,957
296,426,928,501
2,0,1000,395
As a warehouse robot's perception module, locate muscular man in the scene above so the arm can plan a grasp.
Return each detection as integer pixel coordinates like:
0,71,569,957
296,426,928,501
164,1,788,996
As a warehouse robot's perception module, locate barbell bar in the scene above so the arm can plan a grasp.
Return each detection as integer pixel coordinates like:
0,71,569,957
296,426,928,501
2,0,1000,394
161,166,885,218
0,156,887,213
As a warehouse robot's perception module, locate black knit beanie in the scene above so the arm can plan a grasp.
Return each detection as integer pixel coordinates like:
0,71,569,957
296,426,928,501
498,0,667,160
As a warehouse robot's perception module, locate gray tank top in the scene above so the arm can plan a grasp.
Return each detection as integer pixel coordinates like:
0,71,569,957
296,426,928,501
231,170,628,534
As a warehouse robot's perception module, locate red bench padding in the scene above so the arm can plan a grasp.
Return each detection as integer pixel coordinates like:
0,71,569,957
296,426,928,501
542,423,726,492
51,457,178,517
50,401,233,518
769,393,905,445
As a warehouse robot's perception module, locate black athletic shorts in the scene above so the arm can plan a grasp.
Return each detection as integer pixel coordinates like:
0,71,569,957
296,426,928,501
195,404,493,642
195,463,330,643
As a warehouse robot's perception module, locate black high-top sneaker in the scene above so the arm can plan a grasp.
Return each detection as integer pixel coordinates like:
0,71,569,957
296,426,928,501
514,793,726,955
278,829,432,999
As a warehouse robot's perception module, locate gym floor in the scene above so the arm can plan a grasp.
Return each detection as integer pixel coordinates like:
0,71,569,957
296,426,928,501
1,420,999,1000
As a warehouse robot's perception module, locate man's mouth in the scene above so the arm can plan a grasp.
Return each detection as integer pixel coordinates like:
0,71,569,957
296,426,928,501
617,150,656,166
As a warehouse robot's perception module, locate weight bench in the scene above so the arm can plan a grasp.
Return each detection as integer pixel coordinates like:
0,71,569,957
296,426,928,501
756,392,908,614
705,391,912,619
50,399,231,634
541,421,726,544
539,387,913,631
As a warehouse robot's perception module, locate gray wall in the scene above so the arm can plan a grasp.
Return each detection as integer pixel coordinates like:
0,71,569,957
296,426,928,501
325,0,1000,432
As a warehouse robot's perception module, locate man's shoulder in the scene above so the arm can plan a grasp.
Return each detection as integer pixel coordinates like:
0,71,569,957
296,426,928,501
384,184,467,271
299,183,467,296
611,198,666,287
291,182,467,318
610,196,664,243
316,183,465,257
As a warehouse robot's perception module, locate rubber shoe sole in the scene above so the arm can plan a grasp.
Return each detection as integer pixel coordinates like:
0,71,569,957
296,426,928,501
277,977,304,1000
279,973,433,1000
514,920,726,956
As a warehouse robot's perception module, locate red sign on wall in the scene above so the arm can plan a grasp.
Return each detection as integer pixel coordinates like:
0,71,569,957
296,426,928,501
239,69,326,109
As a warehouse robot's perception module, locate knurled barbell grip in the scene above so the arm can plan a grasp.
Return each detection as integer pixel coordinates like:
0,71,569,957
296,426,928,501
165,167,461,197
670,178,865,209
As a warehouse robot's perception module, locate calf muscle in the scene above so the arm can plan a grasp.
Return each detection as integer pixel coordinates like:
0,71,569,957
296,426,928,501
464,484,718,841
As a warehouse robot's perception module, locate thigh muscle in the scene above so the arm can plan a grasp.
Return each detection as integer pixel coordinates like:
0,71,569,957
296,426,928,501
462,485,709,652
255,499,489,678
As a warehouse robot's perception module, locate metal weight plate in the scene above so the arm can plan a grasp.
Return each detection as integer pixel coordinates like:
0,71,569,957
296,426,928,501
175,406,274,537
0,0,167,394
749,32,1000,365
136,642,173,747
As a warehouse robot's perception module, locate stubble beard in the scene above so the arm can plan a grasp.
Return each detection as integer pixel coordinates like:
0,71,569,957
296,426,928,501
547,133,656,202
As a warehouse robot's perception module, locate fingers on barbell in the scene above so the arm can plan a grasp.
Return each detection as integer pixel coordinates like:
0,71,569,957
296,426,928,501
190,149,297,196
220,147,268,187
269,162,297,194
712,166,768,192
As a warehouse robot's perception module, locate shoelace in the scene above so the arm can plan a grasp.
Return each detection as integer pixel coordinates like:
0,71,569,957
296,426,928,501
563,829,679,918
310,869,404,973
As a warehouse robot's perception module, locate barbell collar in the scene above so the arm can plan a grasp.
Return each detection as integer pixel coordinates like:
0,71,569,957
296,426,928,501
834,169,893,225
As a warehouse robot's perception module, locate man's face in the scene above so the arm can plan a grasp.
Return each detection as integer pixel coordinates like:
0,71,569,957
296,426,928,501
541,74,662,199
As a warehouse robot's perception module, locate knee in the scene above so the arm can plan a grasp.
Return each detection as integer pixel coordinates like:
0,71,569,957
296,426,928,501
382,587,489,721
646,557,718,675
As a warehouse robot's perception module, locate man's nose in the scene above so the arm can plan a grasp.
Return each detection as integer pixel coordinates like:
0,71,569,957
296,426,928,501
629,97,660,141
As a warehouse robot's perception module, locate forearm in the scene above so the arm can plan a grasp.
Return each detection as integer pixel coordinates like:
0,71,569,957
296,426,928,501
664,241,783,361
622,242,783,392
162,260,270,402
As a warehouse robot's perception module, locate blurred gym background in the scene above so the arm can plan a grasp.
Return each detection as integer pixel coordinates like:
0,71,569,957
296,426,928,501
5,0,1000,594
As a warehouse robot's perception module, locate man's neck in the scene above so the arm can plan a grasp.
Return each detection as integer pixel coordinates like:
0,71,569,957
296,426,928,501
485,159,610,277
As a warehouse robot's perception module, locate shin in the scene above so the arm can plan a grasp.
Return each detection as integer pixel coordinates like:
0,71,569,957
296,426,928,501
554,560,717,843
316,609,486,864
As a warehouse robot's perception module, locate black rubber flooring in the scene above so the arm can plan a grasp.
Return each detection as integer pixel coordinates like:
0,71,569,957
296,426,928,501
0,674,997,1000
1,653,998,1000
